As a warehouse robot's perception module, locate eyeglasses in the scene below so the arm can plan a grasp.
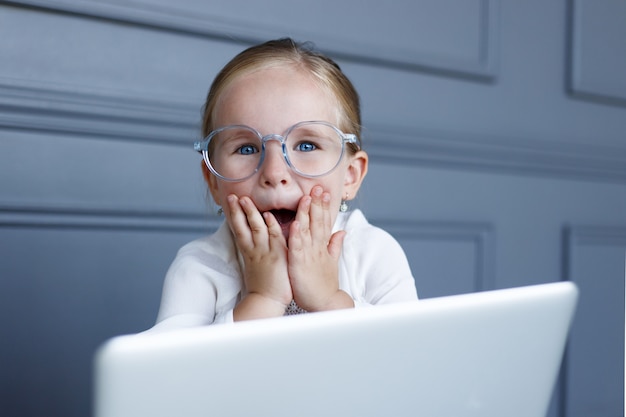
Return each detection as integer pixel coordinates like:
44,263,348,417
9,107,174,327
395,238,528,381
194,121,359,182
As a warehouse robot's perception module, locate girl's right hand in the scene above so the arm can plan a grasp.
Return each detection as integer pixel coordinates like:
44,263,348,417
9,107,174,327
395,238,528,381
224,194,293,320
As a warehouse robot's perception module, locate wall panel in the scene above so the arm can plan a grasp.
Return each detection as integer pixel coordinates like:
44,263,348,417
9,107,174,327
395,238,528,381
563,226,625,417
381,220,494,298
0,3,234,102
0,218,215,417
4,0,498,79
0,130,207,213
569,0,626,105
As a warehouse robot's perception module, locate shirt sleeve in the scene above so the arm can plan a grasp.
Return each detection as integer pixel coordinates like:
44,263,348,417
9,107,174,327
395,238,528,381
212,309,235,324
154,247,218,326
149,239,241,332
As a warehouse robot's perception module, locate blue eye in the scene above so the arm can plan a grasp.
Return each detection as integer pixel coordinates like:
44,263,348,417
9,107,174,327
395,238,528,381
296,142,317,152
238,145,259,155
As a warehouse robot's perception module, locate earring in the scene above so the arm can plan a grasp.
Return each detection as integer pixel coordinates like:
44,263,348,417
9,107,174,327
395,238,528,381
339,194,349,213
217,207,223,216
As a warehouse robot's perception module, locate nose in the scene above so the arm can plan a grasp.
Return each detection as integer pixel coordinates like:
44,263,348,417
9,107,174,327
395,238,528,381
259,139,290,187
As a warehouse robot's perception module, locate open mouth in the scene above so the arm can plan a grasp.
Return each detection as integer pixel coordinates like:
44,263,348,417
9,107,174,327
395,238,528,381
269,209,296,226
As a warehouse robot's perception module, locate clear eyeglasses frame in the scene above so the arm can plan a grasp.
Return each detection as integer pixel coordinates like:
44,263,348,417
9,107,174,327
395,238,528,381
194,121,359,182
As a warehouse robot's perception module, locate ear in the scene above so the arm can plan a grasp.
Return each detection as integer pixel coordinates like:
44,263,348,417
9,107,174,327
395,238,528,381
343,150,368,200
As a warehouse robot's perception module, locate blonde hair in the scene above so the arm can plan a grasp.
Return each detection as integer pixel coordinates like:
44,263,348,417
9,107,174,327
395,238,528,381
200,38,362,183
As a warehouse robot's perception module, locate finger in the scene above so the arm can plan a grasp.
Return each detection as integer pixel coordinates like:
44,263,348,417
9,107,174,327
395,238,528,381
225,194,253,248
288,219,304,254
321,191,332,233
263,211,287,249
238,196,269,247
309,186,329,242
327,230,346,260
294,194,312,238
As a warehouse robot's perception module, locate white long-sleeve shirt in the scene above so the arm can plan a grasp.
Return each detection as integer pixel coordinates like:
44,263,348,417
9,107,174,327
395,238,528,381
149,209,417,332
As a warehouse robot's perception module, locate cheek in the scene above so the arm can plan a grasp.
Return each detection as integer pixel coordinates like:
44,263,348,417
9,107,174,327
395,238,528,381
210,180,250,205
320,173,347,205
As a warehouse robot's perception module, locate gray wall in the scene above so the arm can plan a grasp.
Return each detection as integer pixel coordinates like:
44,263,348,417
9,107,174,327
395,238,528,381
1,1,624,416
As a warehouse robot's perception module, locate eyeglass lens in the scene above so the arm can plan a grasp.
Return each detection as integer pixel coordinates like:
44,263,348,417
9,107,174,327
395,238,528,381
208,123,345,181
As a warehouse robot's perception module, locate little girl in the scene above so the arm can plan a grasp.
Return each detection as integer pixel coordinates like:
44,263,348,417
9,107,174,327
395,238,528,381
150,38,417,330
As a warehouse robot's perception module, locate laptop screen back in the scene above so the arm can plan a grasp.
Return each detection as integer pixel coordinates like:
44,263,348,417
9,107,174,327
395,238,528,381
94,282,578,417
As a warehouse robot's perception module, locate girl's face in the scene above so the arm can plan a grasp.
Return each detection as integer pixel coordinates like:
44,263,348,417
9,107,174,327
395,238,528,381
207,64,367,238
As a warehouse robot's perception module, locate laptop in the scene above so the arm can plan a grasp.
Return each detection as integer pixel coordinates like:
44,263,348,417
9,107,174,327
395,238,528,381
93,281,578,417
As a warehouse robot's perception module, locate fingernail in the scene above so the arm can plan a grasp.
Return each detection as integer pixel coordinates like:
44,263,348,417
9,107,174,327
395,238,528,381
313,186,322,197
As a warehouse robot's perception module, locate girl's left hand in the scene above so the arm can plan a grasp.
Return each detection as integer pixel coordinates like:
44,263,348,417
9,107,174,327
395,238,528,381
287,186,354,311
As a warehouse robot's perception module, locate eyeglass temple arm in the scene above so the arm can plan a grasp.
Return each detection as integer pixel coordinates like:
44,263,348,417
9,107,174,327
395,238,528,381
194,141,207,153
344,134,360,149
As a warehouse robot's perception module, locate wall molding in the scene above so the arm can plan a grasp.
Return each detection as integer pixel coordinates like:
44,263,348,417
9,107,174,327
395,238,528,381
563,224,626,282
564,225,626,248
0,77,199,144
1,0,498,81
2,76,626,183
376,219,495,292
366,125,626,183
567,0,626,107
563,223,626,291
0,204,219,233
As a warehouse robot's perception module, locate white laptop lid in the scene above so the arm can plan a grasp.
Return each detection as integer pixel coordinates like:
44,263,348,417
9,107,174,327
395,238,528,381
94,282,578,417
